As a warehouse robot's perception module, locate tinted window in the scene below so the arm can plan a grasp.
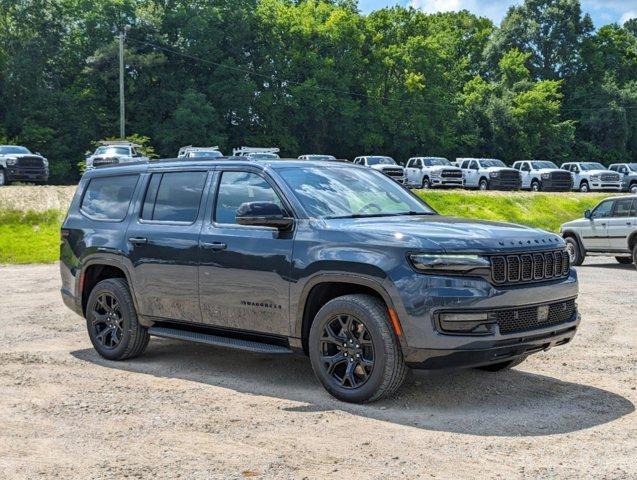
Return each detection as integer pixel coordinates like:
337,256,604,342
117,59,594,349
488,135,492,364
145,171,207,223
81,175,138,221
469,161,479,170
461,160,469,169
613,198,634,218
591,200,613,219
215,171,282,224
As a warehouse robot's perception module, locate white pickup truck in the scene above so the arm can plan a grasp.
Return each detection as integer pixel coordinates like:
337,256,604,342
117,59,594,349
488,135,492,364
560,162,622,192
512,160,573,191
85,142,149,170
404,156,463,189
352,156,405,183
457,158,521,191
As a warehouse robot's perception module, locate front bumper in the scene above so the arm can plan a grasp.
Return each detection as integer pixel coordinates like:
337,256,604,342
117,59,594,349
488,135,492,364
588,182,622,191
431,178,463,188
488,177,521,190
6,166,48,182
540,179,573,191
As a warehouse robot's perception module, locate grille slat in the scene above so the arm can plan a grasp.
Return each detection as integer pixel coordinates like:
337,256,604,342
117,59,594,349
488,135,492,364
491,249,570,285
441,169,462,178
495,299,576,334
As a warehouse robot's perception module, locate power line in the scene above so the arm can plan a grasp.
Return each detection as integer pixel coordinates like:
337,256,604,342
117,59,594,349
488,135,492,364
126,37,637,114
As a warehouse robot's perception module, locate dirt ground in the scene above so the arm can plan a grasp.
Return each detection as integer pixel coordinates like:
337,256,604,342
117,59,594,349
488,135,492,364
0,259,635,479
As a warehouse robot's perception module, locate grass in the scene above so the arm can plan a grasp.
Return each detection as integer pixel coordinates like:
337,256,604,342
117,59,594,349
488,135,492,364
0,210,64,264
415,190,612,232
0,190,617,264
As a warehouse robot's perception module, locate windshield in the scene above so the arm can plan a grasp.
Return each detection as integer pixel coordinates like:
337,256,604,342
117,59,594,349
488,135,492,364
189,150,222,158
423,158,450,166
531,161,558,169
479,159,506,168
580,162,606,171
627,164,637,172
367,157,396,166
0,146,30,154
277,166,434,219
248,153,280,160
95,146,130,156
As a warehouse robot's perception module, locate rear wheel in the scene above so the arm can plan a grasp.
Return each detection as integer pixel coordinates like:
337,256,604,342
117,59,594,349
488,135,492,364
479,178,489,191
0,168,7,186
633,244,637,270
477,355,527,372
564,236,584,266
86,278,149,360
579,181,589,193
615,256,632,264
308,294,407,403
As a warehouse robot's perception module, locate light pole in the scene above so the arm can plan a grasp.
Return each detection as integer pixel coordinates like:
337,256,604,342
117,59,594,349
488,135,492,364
118,31,125,139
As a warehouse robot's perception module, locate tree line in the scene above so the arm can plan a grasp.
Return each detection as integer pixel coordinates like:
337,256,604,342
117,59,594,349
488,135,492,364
0,0,635,182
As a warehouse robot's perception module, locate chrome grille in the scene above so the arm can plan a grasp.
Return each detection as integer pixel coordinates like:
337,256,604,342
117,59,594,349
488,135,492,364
490,250,570,285
93,157,120,167
441,169,462,178
382,168,403,177
601,173,620,182
17,157,44,168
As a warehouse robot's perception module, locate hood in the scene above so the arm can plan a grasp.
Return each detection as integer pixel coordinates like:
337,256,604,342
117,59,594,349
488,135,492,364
483,166,517,173
587,169,617,176
533,168,564,174
0,153,44,160
321,215,564,254
428,165,461,172
370,164,404,171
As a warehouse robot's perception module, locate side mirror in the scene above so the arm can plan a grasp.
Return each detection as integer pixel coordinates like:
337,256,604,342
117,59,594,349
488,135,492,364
584,209,592,219
236,202,293,230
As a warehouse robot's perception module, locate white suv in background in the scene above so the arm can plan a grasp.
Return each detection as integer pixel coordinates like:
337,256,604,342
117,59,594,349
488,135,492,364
85,142,149,170
353,156,405,183
458,158,521,190
560,162,622,192
404,156,463,189
561,195,637,267
512,160,573,191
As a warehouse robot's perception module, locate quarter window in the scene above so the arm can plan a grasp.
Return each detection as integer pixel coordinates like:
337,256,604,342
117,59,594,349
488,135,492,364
612,198,634,218
142,171,207,223
215,171,283,225
81,175,138,221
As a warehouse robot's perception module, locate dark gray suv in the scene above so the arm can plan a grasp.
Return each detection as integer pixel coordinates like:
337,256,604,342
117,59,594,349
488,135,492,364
60,158,579,403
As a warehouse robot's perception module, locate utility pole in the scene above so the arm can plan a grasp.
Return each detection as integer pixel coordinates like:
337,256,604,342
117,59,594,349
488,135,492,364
119,31,125,139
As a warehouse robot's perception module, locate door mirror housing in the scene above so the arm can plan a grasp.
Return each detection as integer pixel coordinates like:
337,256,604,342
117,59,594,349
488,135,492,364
584,209,592,219
236,202,293,229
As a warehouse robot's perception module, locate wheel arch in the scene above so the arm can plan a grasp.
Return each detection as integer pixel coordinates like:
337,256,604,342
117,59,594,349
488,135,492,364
295,274,400,355
79,256,137,316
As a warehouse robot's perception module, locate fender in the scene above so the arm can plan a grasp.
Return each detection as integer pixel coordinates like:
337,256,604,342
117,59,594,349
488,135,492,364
293,271,399,340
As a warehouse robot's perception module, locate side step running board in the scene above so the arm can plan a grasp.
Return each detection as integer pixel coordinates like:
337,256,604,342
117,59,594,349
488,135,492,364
148,326,293,354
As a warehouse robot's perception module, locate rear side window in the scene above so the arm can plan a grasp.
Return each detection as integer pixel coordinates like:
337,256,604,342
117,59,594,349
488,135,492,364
142,171,207,223
613,198,634,218
81,175,138,221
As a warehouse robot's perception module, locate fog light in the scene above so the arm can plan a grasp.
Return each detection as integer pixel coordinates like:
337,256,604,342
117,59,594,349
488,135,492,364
439,312,495,334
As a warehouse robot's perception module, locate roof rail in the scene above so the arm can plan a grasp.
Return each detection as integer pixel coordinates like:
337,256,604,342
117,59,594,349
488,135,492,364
232,146,280,156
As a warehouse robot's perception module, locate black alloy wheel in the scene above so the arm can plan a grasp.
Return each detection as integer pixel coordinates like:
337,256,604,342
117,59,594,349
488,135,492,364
319,314,374,389
90,292,124,349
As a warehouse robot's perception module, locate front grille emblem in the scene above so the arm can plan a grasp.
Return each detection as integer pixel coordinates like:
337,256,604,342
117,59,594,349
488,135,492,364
537,305,549,321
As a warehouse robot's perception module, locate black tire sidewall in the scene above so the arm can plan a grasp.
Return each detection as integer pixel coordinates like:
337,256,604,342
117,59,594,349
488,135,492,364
308,296,395,403
86,279,137,360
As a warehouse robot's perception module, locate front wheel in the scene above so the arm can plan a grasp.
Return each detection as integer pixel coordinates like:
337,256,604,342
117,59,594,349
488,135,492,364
308,294,407,403
421,177,431,189
629,183,637,194
579,181,589,193
479,178,489,191
531,180,541,192
0,168,8,186
86,278,149,360
565,236,584,266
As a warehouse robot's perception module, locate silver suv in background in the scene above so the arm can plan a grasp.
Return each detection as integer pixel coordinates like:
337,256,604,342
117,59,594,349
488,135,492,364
512,160,573,191
560,195,637,268
85,141,149,170
458,158,521,191
560,162,622,192
608,163,637,194
353,156,405,183
404,156,463,189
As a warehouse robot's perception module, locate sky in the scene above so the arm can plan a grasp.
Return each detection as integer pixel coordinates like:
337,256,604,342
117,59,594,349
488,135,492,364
358,0,637,27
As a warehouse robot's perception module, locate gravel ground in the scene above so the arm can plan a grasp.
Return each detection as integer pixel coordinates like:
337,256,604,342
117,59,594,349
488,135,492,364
0,258,635,479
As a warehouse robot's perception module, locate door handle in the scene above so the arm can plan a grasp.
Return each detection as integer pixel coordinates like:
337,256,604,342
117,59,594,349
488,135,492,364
201,241,227,251
128,237,148,245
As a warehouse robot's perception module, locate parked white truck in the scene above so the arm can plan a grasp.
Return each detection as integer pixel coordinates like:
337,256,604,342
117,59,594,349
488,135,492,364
85,141,149,170
404,156,463,189
560,162,622,192
232,147,280,160
512,160,573,191
353,156,405,183
457,158,521,191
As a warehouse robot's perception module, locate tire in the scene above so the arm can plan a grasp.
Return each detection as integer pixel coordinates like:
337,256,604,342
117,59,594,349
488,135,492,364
422,177,431,189
308,294,407,403
0,168,8,186
633,244,637,270
629,183,637,194
478,178,489,191
615,256,632,265
531,180,541,192
564,236,584,266
477,355,527,372
85,278,149,361
579,181,589,193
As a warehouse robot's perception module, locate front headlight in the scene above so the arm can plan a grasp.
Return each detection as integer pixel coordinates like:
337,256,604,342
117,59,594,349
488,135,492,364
409,254,490,273
489,171,500,178
541,173,550,179
42,158,49,167
431,170,442,178
6,157,17,166
590,174,600,181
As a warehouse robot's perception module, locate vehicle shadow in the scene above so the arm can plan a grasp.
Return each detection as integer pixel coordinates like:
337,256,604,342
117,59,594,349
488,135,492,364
579,262,634,270
71,340,634,437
